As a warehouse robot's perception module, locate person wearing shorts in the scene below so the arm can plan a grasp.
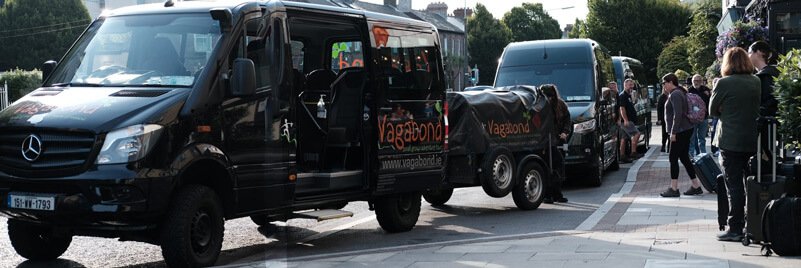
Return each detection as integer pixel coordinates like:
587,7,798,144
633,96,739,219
618,79,641,163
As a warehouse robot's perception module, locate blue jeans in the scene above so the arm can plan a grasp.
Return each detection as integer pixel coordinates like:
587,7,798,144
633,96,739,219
689,120,708,156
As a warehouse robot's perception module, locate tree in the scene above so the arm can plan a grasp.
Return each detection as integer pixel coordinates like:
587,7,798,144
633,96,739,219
657,36,692,79
584,0,691,84
501,3,561,42
569,19,587,39
467,4,511,85
686,0,721,75
0,0,91,71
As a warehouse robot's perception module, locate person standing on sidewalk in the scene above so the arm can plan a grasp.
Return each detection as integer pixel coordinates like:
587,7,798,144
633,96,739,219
541,84,570,204
618,79,642,162
660,73,703,198
688,74,711,156
749,41,779,167
657,86,670,153
710,47,761,241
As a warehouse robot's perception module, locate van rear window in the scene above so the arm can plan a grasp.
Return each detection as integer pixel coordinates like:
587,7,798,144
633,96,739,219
500,47,592,67
495,64,594,102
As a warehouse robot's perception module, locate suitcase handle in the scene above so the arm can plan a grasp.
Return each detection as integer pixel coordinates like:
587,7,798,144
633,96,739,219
756,117,779,183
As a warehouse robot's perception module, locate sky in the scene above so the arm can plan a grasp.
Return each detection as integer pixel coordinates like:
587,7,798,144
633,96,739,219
360,0,590,28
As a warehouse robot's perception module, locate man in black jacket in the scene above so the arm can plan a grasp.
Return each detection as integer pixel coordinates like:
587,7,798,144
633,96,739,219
749,41,779,167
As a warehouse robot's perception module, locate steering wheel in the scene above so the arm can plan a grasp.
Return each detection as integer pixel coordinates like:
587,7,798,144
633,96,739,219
87,65,126,80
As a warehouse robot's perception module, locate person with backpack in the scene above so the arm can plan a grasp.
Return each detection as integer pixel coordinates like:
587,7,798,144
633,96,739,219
688,74,712,156
660,73,704,198
709,47,761,242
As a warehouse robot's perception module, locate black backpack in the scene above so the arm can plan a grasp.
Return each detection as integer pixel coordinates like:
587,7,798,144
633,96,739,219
761,196,801,256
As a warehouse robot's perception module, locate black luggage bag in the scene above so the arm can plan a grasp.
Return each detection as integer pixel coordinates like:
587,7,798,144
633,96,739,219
744,117,785,246
692,153,721,193
761,196,801,256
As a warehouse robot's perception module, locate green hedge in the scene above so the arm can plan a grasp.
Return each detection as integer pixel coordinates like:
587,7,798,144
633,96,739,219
0,69,42,102
774,50,801,151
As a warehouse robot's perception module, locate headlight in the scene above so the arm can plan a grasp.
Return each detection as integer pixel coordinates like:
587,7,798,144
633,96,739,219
573,119,596,134
96,124,163,164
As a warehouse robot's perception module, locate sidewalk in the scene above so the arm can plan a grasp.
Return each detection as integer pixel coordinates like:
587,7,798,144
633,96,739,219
229,143,801,267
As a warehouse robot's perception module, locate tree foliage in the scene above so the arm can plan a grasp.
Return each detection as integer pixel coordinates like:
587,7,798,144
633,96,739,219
657,36,692,79
687,0,722,75
467,4,511,85
501,3,561,42
0,0,91,72
568,19,587,39
773,50,801,150
584,0,691,84
0,69,42,101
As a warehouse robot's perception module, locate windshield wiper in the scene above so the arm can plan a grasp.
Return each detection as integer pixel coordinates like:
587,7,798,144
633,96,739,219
52,82,103,87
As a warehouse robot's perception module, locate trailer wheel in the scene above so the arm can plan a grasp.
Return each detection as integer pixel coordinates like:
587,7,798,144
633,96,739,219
480,147,515,197
8,220,71,261
375,193,421,233
160,185,224,268
423,187,453,206
513,162,546,210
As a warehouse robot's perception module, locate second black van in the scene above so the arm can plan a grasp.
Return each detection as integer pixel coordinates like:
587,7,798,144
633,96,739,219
494,39,619,186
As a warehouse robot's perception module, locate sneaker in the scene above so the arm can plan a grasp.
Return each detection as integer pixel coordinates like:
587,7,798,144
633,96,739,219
716,231,744,242
713,152,720,158
555,197,568,203
660,146,666,153
630,153,642,159
543,197,554,204
619,157,632,164
660,188,680,197
683,186,703,195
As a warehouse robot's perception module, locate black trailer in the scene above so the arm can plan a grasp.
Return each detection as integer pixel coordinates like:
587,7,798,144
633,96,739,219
424,85,556,210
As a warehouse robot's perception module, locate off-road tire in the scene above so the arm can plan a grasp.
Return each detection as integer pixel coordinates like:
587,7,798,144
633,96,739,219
375,193,421,233
8,219,71,260
587,154,604,187
480,147,515,197
160,185,225,268
608,141,621,171
423,187,454,206
512,162,546,210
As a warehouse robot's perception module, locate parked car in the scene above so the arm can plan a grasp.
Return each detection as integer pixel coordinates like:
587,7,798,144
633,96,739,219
612,56,652,152
0,1,448,266
494,39,619,186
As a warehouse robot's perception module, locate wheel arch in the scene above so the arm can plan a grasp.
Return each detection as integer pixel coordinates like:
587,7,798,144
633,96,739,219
169,143,236,218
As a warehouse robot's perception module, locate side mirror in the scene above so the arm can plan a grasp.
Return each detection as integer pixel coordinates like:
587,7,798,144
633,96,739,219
231,58,256,97
42,60,57,81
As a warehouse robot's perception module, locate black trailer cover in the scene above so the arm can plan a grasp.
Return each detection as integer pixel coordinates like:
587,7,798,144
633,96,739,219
447,85,555,156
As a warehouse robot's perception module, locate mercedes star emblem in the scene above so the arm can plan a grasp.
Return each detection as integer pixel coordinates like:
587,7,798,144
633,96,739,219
21,134,43,162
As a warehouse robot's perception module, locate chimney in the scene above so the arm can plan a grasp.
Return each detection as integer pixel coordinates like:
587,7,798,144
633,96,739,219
398,0,411,12
426,2,448,18
453,7,473,19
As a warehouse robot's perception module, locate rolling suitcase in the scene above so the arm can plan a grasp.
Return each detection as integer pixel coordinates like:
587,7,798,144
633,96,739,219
743,117,785,246
717,174,729,231
692,153,721,193
761,196,801,256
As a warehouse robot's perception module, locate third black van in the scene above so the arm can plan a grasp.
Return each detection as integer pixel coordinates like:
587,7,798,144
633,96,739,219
494,39,619,186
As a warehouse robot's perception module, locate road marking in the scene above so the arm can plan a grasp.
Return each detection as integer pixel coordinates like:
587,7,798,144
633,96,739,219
297,214,376,244
228,230,584,265
574,146,656,231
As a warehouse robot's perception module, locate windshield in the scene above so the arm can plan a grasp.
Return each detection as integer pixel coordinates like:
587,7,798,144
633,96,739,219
495,64,595,102
47,14,221,87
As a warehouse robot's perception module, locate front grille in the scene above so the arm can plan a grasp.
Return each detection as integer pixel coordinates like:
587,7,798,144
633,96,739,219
0,129,97,177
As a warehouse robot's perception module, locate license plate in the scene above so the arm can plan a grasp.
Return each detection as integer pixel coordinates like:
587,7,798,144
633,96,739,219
7,193,55,211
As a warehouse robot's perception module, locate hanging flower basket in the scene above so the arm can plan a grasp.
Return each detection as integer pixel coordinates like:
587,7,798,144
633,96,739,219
715,20,768,58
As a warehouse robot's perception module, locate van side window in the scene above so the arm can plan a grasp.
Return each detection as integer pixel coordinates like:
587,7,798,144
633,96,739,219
291,40,305,73
376,28,439,101
330,41,364,73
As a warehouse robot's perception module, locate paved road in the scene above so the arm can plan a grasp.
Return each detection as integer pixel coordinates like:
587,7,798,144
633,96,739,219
0,164,629,268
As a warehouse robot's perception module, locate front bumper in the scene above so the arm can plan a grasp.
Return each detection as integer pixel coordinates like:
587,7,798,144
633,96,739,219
0,164,175,229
